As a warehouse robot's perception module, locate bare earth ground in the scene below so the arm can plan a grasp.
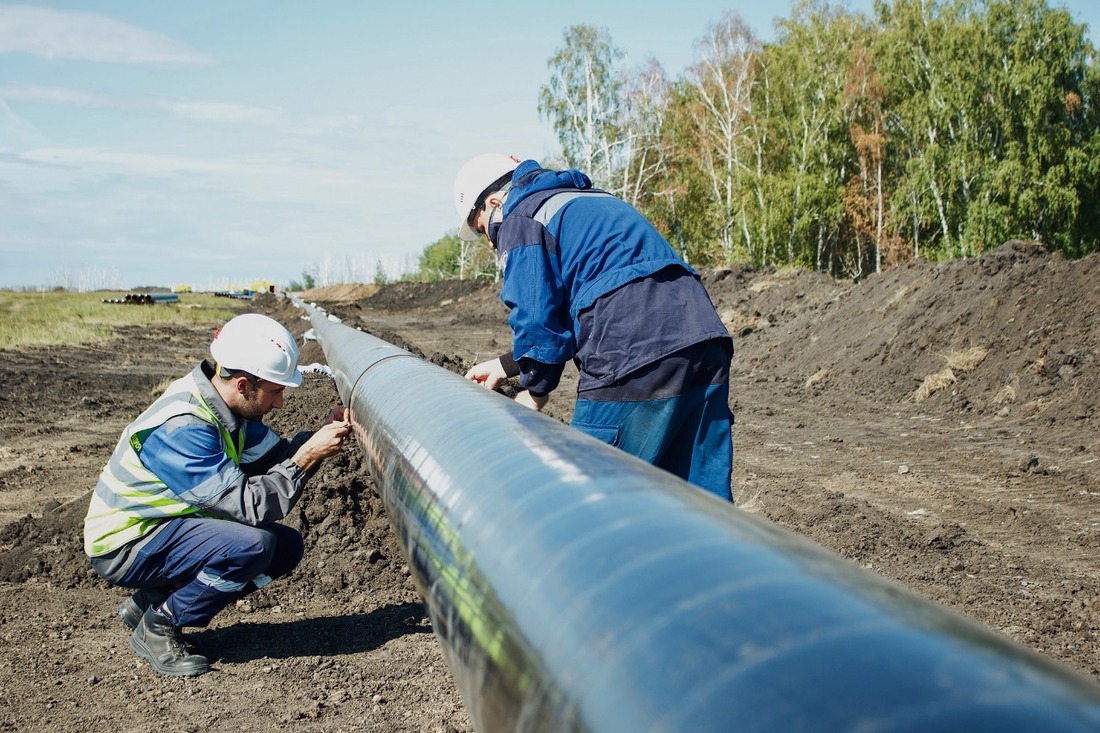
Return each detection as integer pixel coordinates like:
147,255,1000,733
1,240,1098,732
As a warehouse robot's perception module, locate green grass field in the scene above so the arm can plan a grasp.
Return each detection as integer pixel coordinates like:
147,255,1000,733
0,291,241,351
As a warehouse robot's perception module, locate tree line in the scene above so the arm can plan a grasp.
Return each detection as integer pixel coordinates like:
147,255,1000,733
420,0,1098,282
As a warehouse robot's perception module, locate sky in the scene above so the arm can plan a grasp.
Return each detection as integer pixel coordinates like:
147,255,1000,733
1,1,1097,290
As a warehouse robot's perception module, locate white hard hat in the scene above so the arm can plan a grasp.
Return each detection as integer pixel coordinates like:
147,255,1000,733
209,313,302,387
453,153,520,241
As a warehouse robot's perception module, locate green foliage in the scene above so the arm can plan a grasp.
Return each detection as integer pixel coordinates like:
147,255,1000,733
417,232,499,283
373,261,389,286
410,0,1099,283
873,0,1098,265
516,0,1100,282
418,233,462,282
539,25,625,186
636,80,719,265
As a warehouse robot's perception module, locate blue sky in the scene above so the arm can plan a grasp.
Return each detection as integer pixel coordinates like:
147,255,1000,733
1,1,1097,290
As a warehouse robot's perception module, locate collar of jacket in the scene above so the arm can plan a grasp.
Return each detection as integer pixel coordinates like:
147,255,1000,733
503,160,593,218
195,360,244,434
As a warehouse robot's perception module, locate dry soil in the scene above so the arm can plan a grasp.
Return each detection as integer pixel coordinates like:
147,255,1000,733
1,240,1098,732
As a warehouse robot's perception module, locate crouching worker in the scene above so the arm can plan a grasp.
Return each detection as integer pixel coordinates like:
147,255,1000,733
83,313,350,677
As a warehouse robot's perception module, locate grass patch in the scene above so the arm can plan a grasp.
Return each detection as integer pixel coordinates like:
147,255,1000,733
150,377,177,398
909,346,989,402
0,291,239,351
880,283,918,314
944,346,988,374
994,382,1018,405
911,368,958,402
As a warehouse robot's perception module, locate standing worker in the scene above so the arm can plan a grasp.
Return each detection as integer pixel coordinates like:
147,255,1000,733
454,154,735,501
83,313,350,676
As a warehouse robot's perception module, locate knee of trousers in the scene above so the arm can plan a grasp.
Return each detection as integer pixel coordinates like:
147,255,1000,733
249,525,305,580
276,530,305,573
232,527,281,577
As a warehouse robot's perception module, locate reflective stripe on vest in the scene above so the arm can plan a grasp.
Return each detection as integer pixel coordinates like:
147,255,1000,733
83,372,242,557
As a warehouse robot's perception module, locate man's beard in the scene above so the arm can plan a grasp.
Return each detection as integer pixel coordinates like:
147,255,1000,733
236,386,267,421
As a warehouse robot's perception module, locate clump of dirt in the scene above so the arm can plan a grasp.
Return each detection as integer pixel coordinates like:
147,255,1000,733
1,240,1098,732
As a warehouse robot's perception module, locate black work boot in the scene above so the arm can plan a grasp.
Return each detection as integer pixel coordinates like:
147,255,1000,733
129,607,210,677
118,588,171,631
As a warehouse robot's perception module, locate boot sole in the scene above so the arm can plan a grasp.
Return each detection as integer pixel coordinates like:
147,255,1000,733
129,635,210,677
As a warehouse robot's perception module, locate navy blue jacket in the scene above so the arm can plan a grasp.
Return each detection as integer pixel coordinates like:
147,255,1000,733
495,160,730,396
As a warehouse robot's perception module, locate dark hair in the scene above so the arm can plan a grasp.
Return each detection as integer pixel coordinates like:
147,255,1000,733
472,172,515,213
217,365,259,385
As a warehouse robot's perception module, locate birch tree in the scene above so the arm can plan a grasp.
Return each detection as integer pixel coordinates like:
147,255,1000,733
615,58,671,208
876,0,1098,259
538,25,624,187
767,0,865,273
686,12,761,263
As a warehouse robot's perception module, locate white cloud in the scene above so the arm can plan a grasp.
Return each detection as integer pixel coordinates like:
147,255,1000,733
20,146,241,175
0,83,354,136
286,115,368,137
156,100,284,126
13,146,365,203
0,83,115,108
0,83,288,132
0,96,42,144
0,3,212,65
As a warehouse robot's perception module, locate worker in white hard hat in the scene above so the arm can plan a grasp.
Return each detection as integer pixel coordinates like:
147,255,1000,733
83,313,350,676
454,155,735,501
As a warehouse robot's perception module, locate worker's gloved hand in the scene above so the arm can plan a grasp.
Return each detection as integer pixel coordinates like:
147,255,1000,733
514,390,548,412
465,358,509,391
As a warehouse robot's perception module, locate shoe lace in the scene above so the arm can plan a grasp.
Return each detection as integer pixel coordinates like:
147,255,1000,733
166,626,199,657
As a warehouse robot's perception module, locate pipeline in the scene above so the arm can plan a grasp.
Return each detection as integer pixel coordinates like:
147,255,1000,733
301,301,1100,733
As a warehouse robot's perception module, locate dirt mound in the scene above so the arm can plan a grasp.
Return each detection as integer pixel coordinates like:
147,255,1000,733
739,240,1098,428
296,283,380,303
351,279,498,312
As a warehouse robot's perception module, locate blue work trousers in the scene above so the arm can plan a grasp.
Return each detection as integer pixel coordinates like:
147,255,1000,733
118,517,304,628
572,379,734,501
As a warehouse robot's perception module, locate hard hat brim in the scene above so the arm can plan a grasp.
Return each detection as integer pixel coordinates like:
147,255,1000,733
267,368,303,387
458,217,482,242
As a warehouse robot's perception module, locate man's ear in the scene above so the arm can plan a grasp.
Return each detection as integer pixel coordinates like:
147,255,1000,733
234,375,252,396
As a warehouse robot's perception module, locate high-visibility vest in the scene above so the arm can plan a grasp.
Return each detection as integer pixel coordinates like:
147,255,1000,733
83,372,244,557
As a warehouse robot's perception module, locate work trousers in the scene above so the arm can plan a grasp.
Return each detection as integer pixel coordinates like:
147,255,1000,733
572,378,734,502
117,516,304,628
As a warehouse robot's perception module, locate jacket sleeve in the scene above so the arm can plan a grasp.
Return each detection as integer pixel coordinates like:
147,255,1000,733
494,351,564,396
139,416,308,525
498,216,575,395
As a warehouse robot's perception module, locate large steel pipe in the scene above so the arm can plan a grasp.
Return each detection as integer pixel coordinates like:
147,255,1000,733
302,303,1100,733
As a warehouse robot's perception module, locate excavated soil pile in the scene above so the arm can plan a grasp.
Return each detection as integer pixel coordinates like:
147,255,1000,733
0,240,1097,732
